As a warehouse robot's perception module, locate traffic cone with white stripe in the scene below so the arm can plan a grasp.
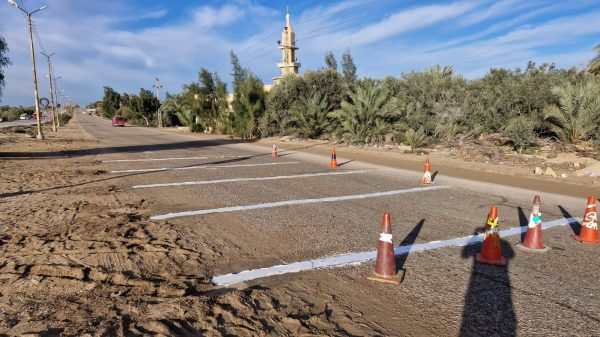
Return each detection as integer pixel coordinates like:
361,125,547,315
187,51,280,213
330,149,338,169
368,213,403,285
572,195,599,244
476,205,508,267
516,195,550,252
421,158,434,184
272,145,278,158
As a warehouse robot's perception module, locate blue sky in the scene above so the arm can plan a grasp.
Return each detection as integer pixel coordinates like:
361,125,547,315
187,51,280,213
1,0,599,106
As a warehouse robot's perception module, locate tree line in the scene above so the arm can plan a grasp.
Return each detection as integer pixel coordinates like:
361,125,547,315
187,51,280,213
97,47,600,152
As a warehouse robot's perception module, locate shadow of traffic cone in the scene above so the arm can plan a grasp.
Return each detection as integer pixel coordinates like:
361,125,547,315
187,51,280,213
330,149,338,169
516,195,550,252
367,213,403,285
572,195,599,244
476,204,507,267
272,145,278,158
421,158,434,184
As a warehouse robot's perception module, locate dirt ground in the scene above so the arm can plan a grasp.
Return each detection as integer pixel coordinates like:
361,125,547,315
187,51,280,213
0,124,389,336
1,121,599,336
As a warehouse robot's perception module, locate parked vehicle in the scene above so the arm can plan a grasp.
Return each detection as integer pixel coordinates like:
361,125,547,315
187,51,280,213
19,114,29,120
111,115,127,127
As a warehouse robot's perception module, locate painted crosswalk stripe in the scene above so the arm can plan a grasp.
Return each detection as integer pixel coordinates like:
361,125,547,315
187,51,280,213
132,170,369,189
110,161,300,174
150,185,449,220
212,217,579,286
102,155,251,163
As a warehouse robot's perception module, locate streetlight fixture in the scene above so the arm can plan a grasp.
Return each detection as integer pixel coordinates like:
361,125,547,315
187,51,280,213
7,0,47,139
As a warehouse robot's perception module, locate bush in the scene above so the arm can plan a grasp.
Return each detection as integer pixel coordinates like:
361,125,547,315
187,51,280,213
503,117,537,153
404,127,427,152
0,106,34,121
190,122,204,133
58,113,72,125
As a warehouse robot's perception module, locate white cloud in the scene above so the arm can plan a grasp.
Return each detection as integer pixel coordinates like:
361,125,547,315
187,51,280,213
460,0,535,25
0,1,255,105
302,2,479,50
1,0,599,106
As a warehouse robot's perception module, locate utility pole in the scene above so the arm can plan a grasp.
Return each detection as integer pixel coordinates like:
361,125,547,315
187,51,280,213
53,76,61,126
60,90,64,114
7,0,47,140
40,52,57,132
153,77,163,127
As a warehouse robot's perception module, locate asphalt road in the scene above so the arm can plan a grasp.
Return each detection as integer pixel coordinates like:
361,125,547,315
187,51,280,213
77,111,600,336
0,119,37,128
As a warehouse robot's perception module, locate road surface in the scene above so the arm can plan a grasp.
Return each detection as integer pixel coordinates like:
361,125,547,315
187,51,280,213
0,119,37,128
75,111,600,336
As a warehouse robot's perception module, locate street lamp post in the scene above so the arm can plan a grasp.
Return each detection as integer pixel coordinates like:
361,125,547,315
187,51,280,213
7,0,47,140
60,90,65,114
153,77,163,127
53,76,61,126
41,52,57,132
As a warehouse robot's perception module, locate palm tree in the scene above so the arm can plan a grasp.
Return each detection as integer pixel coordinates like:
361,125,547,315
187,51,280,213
175,105,195,128
332,82,394,143
404,127,427,152
587,43,600,76
544,82,600,143
287,93,333,139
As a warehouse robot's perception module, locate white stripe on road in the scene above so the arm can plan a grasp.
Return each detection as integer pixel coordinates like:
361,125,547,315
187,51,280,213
132,170,369,189
110,161,300,173
102,155,250,163
213,217,579,286
150,185,449,220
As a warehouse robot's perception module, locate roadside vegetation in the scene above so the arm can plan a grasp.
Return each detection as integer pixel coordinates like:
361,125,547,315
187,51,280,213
0,105,34,121
95,48,600,152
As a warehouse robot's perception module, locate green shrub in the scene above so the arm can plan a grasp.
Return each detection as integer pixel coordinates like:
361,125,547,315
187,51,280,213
58,113,72,125
25,127,37,138
404,127,427,152
190,122,204,133
331,81,394,144
503,117,537,153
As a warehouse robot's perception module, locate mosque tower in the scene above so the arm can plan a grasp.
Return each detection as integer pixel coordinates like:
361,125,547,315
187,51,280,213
273,8,300,85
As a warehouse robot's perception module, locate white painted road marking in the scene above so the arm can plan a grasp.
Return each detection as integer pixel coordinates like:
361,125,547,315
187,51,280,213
102,155,251,163
110,161,300,174
150,185,449,220
132,170,370,189
212,217,580,286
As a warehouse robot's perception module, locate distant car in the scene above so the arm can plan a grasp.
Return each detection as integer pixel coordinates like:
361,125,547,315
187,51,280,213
19,114,29,120
111,115,126,127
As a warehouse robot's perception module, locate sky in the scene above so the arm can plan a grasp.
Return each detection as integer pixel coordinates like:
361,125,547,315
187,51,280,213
1,0,599,106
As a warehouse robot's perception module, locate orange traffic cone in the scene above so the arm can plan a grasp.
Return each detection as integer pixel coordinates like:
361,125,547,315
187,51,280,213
476,205,507,267
367,213,403,285
516,195,550,252
484,205,498,232
330,149,338,169
572,195,599,244
272,145,278,158
421,158,434,184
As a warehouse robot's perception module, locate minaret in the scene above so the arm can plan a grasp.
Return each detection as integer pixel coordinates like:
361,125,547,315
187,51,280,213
273,7,300,85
